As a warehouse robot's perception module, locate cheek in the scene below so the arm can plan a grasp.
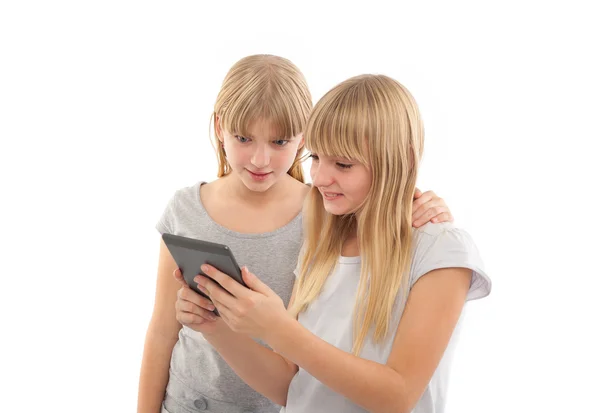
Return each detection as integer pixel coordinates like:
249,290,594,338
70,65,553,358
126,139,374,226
359,177,372,199
347,171,371,200
224,143,247,164
273,147,298,168
309,161,317,180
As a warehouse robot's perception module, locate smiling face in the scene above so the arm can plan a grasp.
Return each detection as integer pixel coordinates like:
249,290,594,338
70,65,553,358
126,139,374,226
217,117,304,193
309,153,372,215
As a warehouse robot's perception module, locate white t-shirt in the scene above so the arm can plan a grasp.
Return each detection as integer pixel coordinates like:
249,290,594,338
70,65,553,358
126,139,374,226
282,222,491,413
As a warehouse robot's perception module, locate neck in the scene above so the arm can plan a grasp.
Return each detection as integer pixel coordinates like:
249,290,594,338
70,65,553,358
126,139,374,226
340,219,360,256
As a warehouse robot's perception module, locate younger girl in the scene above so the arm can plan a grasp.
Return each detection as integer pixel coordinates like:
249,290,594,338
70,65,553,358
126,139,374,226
180,74,491,413
138,57,453,413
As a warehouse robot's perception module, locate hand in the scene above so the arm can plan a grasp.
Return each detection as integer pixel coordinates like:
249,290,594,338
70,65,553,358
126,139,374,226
195,265,292,342
412,188,454,228
173,268,225,335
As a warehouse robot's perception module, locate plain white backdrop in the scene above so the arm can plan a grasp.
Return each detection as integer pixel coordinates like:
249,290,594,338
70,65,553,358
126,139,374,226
1,1,598,412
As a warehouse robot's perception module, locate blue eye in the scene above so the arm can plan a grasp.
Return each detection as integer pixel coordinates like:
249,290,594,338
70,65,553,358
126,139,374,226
235,135,250,143
273,139,289,146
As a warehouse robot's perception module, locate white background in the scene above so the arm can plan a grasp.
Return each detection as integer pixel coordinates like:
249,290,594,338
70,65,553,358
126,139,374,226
1,1,598,412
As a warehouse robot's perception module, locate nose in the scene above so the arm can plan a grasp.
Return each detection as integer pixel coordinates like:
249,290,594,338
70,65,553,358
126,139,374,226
311,161,334,188
251,144,270,169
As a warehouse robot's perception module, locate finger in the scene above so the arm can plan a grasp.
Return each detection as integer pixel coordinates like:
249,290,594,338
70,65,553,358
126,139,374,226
176,310,214,326
413,187,423,199
412,198,439,222
431,212,454,224
176,299,218,321
412,190,434,211
413,205,447,228
195,274,239,309
173,268,189,288
211,298,237,330
178,287,216,312
200,265,252,298
241,267,272,296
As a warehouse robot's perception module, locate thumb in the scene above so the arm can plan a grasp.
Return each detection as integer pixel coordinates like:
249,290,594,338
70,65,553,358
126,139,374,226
242,267,272,296
173,268,189,288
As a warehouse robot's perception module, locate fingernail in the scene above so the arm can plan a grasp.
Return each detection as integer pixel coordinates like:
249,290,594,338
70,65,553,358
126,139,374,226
207,304,215,311
201,264,209,272
209,314,217,321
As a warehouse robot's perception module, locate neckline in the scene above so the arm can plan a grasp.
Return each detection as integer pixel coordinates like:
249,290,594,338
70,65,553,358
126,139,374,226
195,181,303,239
339,255,361,264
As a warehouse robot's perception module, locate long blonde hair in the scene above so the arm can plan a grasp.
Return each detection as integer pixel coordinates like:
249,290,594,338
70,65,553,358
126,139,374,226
210,55,312,182
289,74,424,355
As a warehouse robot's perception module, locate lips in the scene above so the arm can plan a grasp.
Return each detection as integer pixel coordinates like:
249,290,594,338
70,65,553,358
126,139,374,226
321,191,343,200
247,169,272,181
248,170,270,176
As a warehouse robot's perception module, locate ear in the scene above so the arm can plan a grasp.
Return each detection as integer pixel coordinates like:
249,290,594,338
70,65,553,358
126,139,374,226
297,133,305,150
214,114,224,143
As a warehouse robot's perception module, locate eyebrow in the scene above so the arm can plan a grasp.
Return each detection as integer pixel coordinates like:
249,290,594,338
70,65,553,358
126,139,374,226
242,133,291,140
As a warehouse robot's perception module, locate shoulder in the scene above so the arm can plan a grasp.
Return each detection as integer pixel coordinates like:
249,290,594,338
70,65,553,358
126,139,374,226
279,176,312,209
156,181,206,234
410,222,491,301
165,180,204,203
286,175,312,197
411,222,473,256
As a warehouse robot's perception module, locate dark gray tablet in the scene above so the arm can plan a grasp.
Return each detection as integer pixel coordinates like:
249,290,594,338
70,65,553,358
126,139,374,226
162,233,246,316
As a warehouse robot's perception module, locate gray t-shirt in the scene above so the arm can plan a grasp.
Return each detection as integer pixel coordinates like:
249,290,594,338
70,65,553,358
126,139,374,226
283,222,491,413
156,181,303,413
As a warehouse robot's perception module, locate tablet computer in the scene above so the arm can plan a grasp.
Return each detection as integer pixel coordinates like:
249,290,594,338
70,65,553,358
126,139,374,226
162,233,246,316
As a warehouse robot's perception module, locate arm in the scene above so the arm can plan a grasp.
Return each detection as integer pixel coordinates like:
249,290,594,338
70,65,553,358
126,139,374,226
202,322,298,406
198,266,471,413
177,281,300,406
136,240,183,413
267,268,471,413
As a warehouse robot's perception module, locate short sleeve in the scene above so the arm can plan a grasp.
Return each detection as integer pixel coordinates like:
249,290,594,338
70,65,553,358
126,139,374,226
155,191,179,235
410,222,491,301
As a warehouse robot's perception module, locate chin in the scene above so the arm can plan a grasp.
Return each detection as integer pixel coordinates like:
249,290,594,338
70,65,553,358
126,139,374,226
243,180,273,192
323,204,352,216
240,175,277,192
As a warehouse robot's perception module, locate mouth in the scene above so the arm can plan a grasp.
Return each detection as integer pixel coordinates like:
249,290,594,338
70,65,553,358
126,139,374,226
247,169,272,181
321,191,343,201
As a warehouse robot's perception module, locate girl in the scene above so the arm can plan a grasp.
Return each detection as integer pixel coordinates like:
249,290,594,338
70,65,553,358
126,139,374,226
139,55,453,413
179,74,491,413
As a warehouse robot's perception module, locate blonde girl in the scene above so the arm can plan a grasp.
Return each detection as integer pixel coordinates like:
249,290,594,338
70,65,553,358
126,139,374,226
181,74,490,413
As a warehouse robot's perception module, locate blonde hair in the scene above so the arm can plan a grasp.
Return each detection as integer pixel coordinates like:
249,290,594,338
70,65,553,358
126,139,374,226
211,55,312,182
289,74,424,355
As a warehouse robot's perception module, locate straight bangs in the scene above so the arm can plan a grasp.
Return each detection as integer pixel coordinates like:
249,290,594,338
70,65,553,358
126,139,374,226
219,75,309,140
304,82,372,165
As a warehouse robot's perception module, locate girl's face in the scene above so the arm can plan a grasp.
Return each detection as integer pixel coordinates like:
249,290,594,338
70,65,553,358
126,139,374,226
309,153,372,215
218,118,304,193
